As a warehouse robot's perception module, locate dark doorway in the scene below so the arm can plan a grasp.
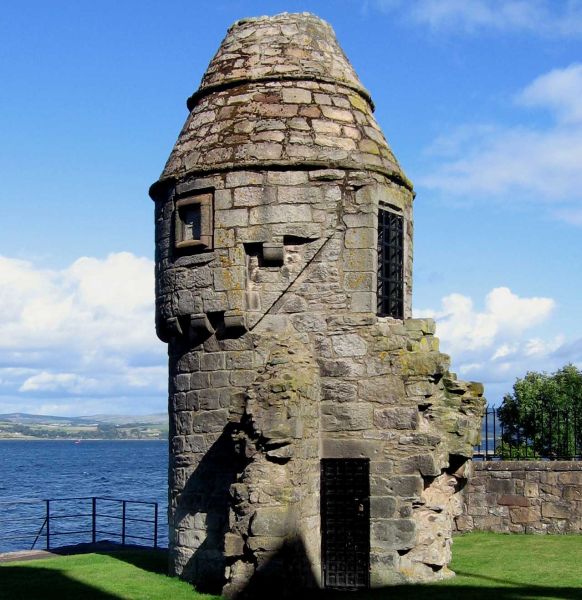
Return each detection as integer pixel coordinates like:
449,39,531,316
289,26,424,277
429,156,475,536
321,458,370,589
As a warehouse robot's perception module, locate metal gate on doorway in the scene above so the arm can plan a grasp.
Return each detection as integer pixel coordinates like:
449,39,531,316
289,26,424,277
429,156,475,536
321,458,370,589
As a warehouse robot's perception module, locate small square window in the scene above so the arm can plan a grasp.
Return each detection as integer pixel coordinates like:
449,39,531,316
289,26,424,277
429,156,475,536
175,192,213,250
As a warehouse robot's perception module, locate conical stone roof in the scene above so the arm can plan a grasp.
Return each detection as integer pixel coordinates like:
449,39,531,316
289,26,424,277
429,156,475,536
156,13,411,190
193,13,371,104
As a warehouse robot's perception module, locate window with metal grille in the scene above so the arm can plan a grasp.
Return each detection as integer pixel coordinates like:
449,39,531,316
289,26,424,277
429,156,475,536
377,208,404,319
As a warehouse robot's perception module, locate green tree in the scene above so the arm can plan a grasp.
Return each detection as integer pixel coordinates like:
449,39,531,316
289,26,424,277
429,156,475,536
97,423,120,439
498,364,582,459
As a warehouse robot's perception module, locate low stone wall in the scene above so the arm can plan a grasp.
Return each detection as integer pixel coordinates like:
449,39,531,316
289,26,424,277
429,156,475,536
457,461,582,534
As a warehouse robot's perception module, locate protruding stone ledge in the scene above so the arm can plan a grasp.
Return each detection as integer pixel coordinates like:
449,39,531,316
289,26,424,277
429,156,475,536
187,74,374,112
150,161,414,202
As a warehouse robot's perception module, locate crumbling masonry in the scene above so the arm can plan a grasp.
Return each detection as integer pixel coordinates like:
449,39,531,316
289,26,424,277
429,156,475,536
150,13,485,597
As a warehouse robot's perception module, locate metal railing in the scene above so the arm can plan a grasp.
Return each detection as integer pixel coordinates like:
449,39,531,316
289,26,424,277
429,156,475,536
474,405,582,461
0,496,159,552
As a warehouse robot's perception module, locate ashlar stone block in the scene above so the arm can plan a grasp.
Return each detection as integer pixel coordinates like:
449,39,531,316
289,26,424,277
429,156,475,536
371,519,416,551
282,88,312,103
250,507,290,537
321,403,373,431
374,407,419,430
331,333,367,357
249,203,312,224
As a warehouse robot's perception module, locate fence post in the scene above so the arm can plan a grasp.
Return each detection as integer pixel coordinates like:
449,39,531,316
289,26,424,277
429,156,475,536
46,500,51,550
154,503,158,549
122,500,126,547
548,410,555,460
485,408,489,460
493,407,497,457
92,497,97,544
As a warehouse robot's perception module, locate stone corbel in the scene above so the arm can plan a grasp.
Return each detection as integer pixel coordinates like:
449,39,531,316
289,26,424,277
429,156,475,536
262,242,285,265
224,310,247,333
188,313,215,341
156,316,184,343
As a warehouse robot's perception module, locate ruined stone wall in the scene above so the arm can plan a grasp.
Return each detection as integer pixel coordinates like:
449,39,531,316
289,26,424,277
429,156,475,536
151,12,485,598
317,314,484,585
457,461,582,534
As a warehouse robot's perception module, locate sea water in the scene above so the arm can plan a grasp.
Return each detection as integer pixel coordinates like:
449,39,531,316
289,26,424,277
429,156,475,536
0,440,168,552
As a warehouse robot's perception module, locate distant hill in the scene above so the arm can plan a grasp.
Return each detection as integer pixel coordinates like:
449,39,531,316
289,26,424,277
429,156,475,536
0,413,168,440
81,413,167,426
0,412,166,425
0,412,85,424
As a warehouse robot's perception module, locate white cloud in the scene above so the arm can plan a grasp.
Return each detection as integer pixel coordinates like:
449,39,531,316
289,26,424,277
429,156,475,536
0,253,166,415
417,286,554,354
491,343,516,361
422,126,582,200
415,286,575,403
373,0,582,36
419,64,582,222
19,372,99,394
518,64,582,123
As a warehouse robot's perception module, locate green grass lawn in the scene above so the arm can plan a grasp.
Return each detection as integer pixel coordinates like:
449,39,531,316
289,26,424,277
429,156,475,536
0,549,215,600
1,533,581,600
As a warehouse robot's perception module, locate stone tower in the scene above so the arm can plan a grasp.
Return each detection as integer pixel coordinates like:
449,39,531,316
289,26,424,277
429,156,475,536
150,13,484,597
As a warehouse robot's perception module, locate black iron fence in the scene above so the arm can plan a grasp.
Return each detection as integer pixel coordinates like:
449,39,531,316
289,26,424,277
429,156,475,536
0,496,159,553
474,405,582,460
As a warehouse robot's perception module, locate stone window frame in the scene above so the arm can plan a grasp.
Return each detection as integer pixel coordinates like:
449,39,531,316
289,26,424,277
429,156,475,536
174,191,213,251
377,204,404,320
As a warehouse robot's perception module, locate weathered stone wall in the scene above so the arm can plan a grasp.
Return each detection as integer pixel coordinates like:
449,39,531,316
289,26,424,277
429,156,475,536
318,316,484,586
456,461,582,534
151,12,485,598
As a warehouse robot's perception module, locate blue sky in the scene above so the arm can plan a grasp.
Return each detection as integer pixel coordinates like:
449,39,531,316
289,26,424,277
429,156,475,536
1,0,582,415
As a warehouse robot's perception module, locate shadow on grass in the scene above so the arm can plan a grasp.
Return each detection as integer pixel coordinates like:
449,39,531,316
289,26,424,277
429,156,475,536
306,587,582,600
103,546,582,600
0,564,120,600
3,548,580,600
0,547,171,600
